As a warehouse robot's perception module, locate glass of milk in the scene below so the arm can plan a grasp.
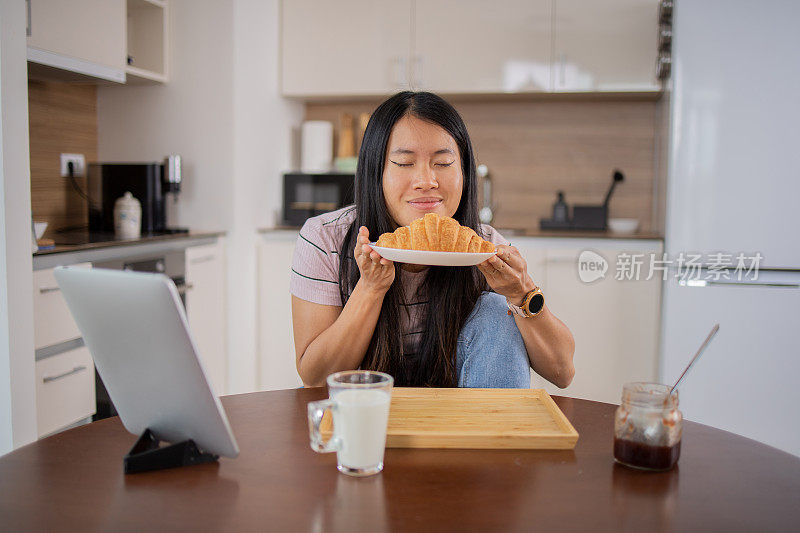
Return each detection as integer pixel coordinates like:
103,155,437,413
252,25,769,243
308,371,393,476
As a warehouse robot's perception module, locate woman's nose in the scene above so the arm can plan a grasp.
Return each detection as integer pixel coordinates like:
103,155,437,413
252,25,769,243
413,166,438,189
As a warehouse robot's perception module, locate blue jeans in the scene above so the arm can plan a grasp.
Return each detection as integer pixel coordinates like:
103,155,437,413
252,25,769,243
456,292,531,388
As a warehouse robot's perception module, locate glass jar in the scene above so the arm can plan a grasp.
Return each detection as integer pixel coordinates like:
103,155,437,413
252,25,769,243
614,382,682,471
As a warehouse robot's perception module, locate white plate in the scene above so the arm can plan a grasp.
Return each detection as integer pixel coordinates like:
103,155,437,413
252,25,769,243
370,244,496,266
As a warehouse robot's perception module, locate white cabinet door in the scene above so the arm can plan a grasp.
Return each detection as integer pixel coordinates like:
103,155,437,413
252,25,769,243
534,245,661,403
513,240,548,298
414,0,552,93
553,0,660,91
185,241,227,396
36,346,95,437
281,0,411,96
33,263,92,350
27,0,126,70
257,235,303,390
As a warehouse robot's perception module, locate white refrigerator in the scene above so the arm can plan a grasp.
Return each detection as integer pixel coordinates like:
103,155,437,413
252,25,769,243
660,0,800,456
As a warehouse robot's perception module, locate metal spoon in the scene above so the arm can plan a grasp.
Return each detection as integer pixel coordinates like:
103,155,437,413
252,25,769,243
669,323,720,396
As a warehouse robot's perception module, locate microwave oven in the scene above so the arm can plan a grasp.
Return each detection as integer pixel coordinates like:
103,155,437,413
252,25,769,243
282,172,355,226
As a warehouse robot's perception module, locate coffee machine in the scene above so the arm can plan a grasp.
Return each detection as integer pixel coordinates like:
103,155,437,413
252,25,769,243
87,156,187,235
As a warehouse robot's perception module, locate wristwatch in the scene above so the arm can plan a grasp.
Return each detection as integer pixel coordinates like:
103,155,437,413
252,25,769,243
506,286,545,318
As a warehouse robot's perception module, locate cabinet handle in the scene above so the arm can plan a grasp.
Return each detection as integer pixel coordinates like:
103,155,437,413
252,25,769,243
43,365,87,383
39,286,61,294
679,279,800,289
175,283,194,295
189,255,215,265
26,0,31,37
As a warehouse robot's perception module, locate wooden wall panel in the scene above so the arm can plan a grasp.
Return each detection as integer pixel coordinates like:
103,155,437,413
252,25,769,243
305,97,658,232
28,80,97,234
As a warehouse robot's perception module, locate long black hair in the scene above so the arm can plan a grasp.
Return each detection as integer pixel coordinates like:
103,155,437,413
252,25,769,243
338,91,485,387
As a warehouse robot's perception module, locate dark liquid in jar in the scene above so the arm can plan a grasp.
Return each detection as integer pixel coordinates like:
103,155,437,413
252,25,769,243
614,438,681,470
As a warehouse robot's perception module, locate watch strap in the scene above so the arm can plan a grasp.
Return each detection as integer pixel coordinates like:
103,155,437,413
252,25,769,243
506,286,544,318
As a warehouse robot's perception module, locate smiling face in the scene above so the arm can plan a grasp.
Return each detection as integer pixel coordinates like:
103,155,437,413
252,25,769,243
381,115,463,227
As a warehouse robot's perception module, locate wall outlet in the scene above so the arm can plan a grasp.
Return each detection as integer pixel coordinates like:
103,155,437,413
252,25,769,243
60,153,86,177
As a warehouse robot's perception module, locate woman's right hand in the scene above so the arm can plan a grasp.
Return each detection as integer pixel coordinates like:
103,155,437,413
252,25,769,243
354,226,395,293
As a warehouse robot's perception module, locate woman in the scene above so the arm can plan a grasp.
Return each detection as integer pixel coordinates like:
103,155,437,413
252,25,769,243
291,91,574,388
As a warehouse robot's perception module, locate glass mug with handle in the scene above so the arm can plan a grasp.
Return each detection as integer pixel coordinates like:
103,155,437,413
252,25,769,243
308,371,394,476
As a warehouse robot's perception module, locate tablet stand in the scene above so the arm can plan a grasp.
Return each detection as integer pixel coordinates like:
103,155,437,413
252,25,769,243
124,428,219,474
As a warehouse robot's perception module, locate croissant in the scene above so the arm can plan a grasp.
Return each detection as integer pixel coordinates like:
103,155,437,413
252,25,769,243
376,213,495,253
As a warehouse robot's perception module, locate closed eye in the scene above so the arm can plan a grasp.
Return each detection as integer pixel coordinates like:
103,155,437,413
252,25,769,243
390,160,454,167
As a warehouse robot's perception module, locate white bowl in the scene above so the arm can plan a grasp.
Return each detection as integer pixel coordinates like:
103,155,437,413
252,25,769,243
34,221,48,240
607,218,639,234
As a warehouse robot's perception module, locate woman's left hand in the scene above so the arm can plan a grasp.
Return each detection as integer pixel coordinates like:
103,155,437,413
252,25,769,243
477,245,537,306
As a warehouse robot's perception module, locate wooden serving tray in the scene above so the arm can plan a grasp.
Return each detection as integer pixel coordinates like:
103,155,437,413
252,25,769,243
321,388,578,450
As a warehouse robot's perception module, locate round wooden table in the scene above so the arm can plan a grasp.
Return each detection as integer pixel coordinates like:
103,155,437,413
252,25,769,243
1,389,798,532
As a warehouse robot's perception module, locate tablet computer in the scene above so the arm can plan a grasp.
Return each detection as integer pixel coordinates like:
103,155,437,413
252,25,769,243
54,266,239,458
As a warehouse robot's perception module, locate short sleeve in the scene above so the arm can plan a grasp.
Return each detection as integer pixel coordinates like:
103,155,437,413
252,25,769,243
289,217,343,306
480,224,511,247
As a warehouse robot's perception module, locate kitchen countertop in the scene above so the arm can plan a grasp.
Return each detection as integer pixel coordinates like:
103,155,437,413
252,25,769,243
34,230,226,256
495,228,662,240
32,231,226,271
258,226,663,240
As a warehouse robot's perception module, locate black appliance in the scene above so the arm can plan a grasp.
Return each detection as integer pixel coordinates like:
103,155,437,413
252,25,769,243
540,170,625,231
88,157,186,235
282,172,355,226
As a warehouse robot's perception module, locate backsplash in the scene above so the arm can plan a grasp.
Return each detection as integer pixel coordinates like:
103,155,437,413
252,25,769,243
305,95,660,233
28,80,98,235
27,83,661,235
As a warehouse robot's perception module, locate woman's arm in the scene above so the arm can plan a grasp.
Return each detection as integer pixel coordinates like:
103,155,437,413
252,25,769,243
292,281,385,386
292,227,395,386
511,303,575,388
477,245,576,388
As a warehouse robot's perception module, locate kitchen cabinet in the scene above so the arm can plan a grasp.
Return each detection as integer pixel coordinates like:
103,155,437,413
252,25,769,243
32,263,92,350
185,240,227,396
414,0,552,93
528,242,662,403
35,346,95,437
553,0,660,91
33,263,96,437
26,0,127,83
26,0,169,84
281,0,659,97
125,0,169,83
261,230,662,400
511,240,549,294
257,234,303,390
281,0,411,97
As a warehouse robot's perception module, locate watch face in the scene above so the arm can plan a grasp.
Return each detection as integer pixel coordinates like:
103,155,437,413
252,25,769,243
528,293,545,314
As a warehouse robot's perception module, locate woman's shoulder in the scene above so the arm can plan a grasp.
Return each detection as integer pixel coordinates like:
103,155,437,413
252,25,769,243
480,224,510,246
300,205,357,248
291,207,356,306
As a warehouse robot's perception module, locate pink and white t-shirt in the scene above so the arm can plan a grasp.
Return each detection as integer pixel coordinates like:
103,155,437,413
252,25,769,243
290,206,509,354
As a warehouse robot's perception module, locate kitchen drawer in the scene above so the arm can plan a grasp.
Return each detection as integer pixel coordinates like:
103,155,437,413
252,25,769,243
35,346,96,437
33,263,91,349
